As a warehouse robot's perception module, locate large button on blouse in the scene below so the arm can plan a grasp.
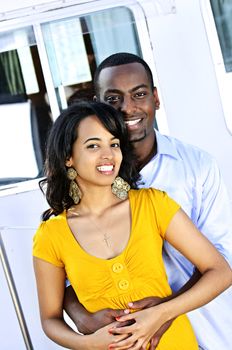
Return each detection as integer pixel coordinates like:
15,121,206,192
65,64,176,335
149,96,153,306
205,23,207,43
112,262,124,273
118,279,130,290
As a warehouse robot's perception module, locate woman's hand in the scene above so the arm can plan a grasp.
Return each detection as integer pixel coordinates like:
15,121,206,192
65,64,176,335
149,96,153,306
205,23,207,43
127,297,175,349
108,305,167,350
86,321,132,350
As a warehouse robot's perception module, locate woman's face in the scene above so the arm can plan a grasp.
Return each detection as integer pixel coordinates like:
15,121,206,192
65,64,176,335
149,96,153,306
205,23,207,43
66,115,122,188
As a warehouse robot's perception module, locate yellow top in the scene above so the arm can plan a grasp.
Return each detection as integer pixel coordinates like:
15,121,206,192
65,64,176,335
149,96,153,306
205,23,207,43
33,188,198,349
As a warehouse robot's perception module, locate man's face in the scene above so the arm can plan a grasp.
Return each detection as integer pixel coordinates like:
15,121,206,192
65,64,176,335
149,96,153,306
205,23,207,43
97,62,159,143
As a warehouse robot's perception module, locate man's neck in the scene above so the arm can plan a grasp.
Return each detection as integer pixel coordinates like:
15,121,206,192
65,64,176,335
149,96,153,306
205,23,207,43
132,131,157,171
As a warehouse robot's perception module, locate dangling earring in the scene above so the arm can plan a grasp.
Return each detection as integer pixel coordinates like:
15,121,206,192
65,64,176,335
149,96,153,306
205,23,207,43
112,176,130,200
67,167,82,204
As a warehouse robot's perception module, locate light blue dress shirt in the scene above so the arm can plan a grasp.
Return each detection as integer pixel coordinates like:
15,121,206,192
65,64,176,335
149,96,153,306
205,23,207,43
140,130,232,350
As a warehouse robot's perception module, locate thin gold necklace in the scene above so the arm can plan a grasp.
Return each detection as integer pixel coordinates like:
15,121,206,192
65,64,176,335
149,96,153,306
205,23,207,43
68,208,111,248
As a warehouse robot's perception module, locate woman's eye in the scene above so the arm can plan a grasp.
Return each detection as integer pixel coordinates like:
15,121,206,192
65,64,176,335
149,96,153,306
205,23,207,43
111,143,120,148
87,144,99,149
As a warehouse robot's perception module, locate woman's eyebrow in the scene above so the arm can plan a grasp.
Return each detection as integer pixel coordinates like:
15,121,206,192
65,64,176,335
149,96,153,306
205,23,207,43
84,136,118,144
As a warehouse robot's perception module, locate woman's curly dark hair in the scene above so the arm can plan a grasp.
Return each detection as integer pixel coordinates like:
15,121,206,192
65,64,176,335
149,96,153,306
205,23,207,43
40,101,140,220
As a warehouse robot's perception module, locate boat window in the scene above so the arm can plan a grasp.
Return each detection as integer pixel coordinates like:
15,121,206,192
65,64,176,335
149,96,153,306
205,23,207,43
202,0,232,134
210,0,232,72
41,7,141,110
0,6,142,188
0,27,52,186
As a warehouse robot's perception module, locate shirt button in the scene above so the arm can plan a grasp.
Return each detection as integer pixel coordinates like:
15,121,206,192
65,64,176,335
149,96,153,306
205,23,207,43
118,279,129,290
112,263,124,273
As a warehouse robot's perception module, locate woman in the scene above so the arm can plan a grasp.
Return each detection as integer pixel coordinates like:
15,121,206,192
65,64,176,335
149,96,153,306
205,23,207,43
33,101,232,350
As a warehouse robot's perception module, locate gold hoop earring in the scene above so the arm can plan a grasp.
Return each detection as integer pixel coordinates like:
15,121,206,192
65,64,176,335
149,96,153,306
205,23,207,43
67,168,82,204
112,176,130,200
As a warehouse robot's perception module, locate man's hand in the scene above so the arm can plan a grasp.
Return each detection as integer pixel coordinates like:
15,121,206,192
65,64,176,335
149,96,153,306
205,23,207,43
64,285,129,334
82,308,128,334
128,296,173,349
129,296,164,309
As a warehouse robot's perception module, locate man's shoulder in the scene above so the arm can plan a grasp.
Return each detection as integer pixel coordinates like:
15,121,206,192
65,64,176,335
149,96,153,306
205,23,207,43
157,131,214,164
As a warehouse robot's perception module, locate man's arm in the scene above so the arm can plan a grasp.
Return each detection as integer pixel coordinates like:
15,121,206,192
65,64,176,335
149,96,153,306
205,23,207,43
63,285,126,334
63,271,201,347
197,156,232,267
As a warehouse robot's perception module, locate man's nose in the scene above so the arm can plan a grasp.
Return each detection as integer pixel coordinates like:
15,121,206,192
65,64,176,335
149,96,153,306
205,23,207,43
120,96,134,115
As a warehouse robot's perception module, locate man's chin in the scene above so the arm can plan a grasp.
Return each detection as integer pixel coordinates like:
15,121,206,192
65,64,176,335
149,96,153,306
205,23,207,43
129,133,146,143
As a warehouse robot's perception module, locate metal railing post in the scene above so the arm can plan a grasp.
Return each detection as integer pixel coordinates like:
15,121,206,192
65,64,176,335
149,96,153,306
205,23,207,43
0,231,33,350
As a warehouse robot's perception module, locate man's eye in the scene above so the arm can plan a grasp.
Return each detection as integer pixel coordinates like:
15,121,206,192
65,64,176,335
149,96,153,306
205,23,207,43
134,91,147,98
105,96,121,104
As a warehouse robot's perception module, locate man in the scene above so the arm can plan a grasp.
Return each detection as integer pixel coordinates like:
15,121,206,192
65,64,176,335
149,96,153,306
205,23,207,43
64,53,232,349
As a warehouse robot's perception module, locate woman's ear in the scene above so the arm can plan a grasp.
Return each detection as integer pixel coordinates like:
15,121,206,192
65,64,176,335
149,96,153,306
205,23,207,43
65,158,73,167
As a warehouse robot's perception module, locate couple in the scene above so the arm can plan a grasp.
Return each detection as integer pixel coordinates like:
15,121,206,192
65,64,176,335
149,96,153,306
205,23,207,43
33,53,232,349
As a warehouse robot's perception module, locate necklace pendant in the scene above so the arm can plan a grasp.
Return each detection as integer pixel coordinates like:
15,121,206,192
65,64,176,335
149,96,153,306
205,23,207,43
103,233,110,247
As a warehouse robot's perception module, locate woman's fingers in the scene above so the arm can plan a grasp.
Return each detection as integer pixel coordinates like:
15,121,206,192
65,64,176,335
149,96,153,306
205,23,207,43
140,339,150,350
109,338,146,350
109,335,136,349
107,334,132,350
109,324,135,335
115,313,135,323
115,319,136,328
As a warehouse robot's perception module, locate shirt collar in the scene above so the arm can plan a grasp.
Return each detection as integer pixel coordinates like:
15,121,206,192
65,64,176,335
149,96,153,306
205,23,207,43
155,130,179,160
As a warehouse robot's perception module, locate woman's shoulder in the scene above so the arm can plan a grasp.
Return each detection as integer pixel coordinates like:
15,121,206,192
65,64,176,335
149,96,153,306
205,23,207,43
129,188,180,211
35,211,66,238
129,187,167,199
33,212,66,267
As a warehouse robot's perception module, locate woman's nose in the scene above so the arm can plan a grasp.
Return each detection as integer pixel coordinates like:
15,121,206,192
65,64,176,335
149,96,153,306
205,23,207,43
101,146,113,159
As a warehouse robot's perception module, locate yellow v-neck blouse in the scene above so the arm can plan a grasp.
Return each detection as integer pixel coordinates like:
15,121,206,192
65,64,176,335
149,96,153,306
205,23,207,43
33,188,198,349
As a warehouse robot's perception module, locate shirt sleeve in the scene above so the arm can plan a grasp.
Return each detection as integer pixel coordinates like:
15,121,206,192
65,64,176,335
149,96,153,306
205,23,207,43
197,154,232,268
33,221,64,267
147,188,181,238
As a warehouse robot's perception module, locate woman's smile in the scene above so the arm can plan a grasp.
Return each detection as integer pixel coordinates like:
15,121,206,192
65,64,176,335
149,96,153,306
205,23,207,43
96,164,115,175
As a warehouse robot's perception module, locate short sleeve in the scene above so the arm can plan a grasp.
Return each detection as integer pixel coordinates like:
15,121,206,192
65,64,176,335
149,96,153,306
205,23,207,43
147,188,181,238
33,221,64,267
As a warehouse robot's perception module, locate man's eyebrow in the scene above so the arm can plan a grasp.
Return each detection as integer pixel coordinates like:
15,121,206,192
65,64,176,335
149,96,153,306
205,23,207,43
104,84,149,95
104,89,122,95
129,84,148,93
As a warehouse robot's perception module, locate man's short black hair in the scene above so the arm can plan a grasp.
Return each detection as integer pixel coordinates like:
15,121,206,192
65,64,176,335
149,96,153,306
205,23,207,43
94,52,155,97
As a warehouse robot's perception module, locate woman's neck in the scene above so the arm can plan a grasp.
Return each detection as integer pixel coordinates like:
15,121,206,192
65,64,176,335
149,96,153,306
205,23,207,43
73,185,121,216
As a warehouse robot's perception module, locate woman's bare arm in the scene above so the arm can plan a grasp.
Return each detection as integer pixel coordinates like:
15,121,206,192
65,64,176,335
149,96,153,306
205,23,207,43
33,257,128,350
108,209,232,349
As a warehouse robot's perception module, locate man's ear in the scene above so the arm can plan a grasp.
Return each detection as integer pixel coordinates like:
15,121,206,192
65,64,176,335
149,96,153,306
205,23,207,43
153,87,160,110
